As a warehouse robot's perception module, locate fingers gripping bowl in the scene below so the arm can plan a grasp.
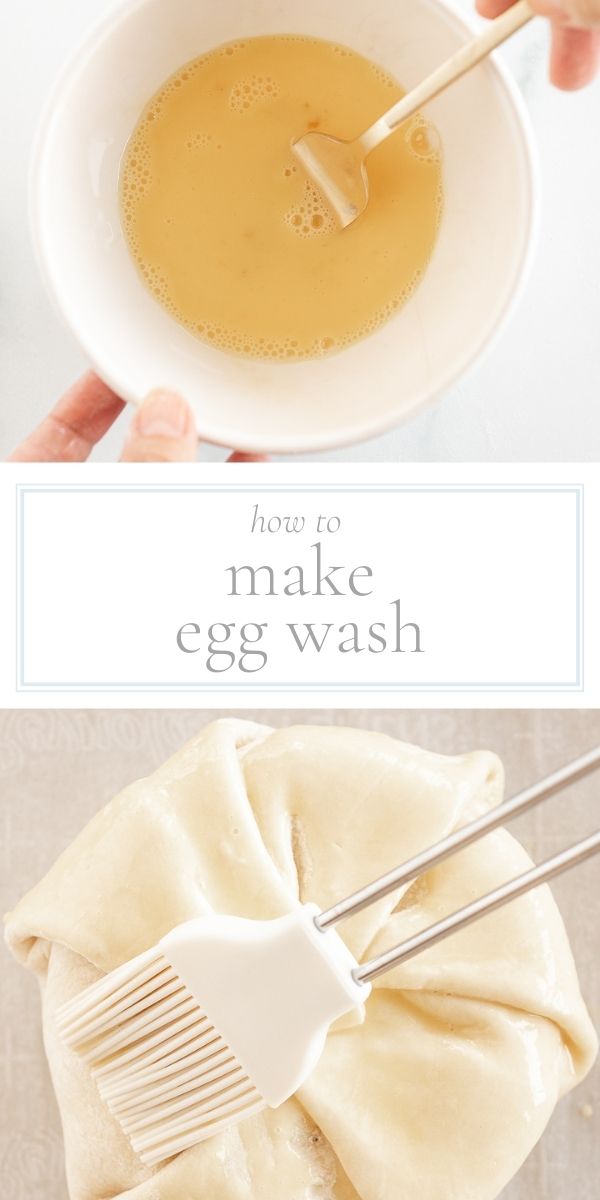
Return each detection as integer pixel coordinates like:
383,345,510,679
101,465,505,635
31,0,537,453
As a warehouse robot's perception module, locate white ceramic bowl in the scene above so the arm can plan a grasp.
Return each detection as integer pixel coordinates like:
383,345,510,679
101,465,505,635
31,0,537,454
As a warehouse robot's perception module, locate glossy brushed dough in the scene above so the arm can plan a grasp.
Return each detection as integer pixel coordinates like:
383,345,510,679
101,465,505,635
2,714,599,1200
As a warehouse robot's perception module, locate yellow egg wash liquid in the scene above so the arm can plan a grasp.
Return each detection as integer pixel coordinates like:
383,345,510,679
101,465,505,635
121,35,443,362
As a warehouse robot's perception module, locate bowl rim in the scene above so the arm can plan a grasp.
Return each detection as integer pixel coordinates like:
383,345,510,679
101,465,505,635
29,0,540,456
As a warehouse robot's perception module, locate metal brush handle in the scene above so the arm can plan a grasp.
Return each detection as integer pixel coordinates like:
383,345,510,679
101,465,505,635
355,828,600,983
314,746,600,984
316,746,600,931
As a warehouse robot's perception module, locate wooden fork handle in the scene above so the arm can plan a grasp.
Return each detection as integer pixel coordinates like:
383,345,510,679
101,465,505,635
361,0,534,153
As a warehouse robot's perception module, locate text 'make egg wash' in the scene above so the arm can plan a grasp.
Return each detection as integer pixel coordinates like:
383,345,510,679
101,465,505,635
121,36,443,362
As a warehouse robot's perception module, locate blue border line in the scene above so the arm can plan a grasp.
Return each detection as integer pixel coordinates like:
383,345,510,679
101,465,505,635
16,483,584,694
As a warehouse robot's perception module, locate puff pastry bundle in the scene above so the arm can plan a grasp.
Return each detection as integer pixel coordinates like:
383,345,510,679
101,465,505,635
5,720,597,1200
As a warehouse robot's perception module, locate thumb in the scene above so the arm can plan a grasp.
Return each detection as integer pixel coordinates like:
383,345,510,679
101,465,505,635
121,389,198,462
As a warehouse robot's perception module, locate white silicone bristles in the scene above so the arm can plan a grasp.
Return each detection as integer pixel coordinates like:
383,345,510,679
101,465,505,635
57,908,368,1166
57,948,265,1166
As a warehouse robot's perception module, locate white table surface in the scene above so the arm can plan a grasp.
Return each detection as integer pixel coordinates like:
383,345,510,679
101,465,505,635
2,0,600,462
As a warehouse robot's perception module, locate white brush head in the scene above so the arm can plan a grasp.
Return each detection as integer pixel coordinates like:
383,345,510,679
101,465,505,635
57,945,265,1165
57,905,369,1167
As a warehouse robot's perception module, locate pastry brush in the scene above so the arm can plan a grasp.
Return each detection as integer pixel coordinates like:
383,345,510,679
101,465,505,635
57,746,600,1167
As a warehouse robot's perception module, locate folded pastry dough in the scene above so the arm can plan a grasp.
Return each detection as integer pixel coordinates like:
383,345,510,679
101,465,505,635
5,720,597,1200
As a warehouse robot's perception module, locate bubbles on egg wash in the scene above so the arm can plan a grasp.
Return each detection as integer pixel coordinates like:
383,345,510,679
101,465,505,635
284,181,335,239
119,34,444,365
229,74,279,113
405,115,442,162
221,40,247,57
186,130,214,152
184,317,340,362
